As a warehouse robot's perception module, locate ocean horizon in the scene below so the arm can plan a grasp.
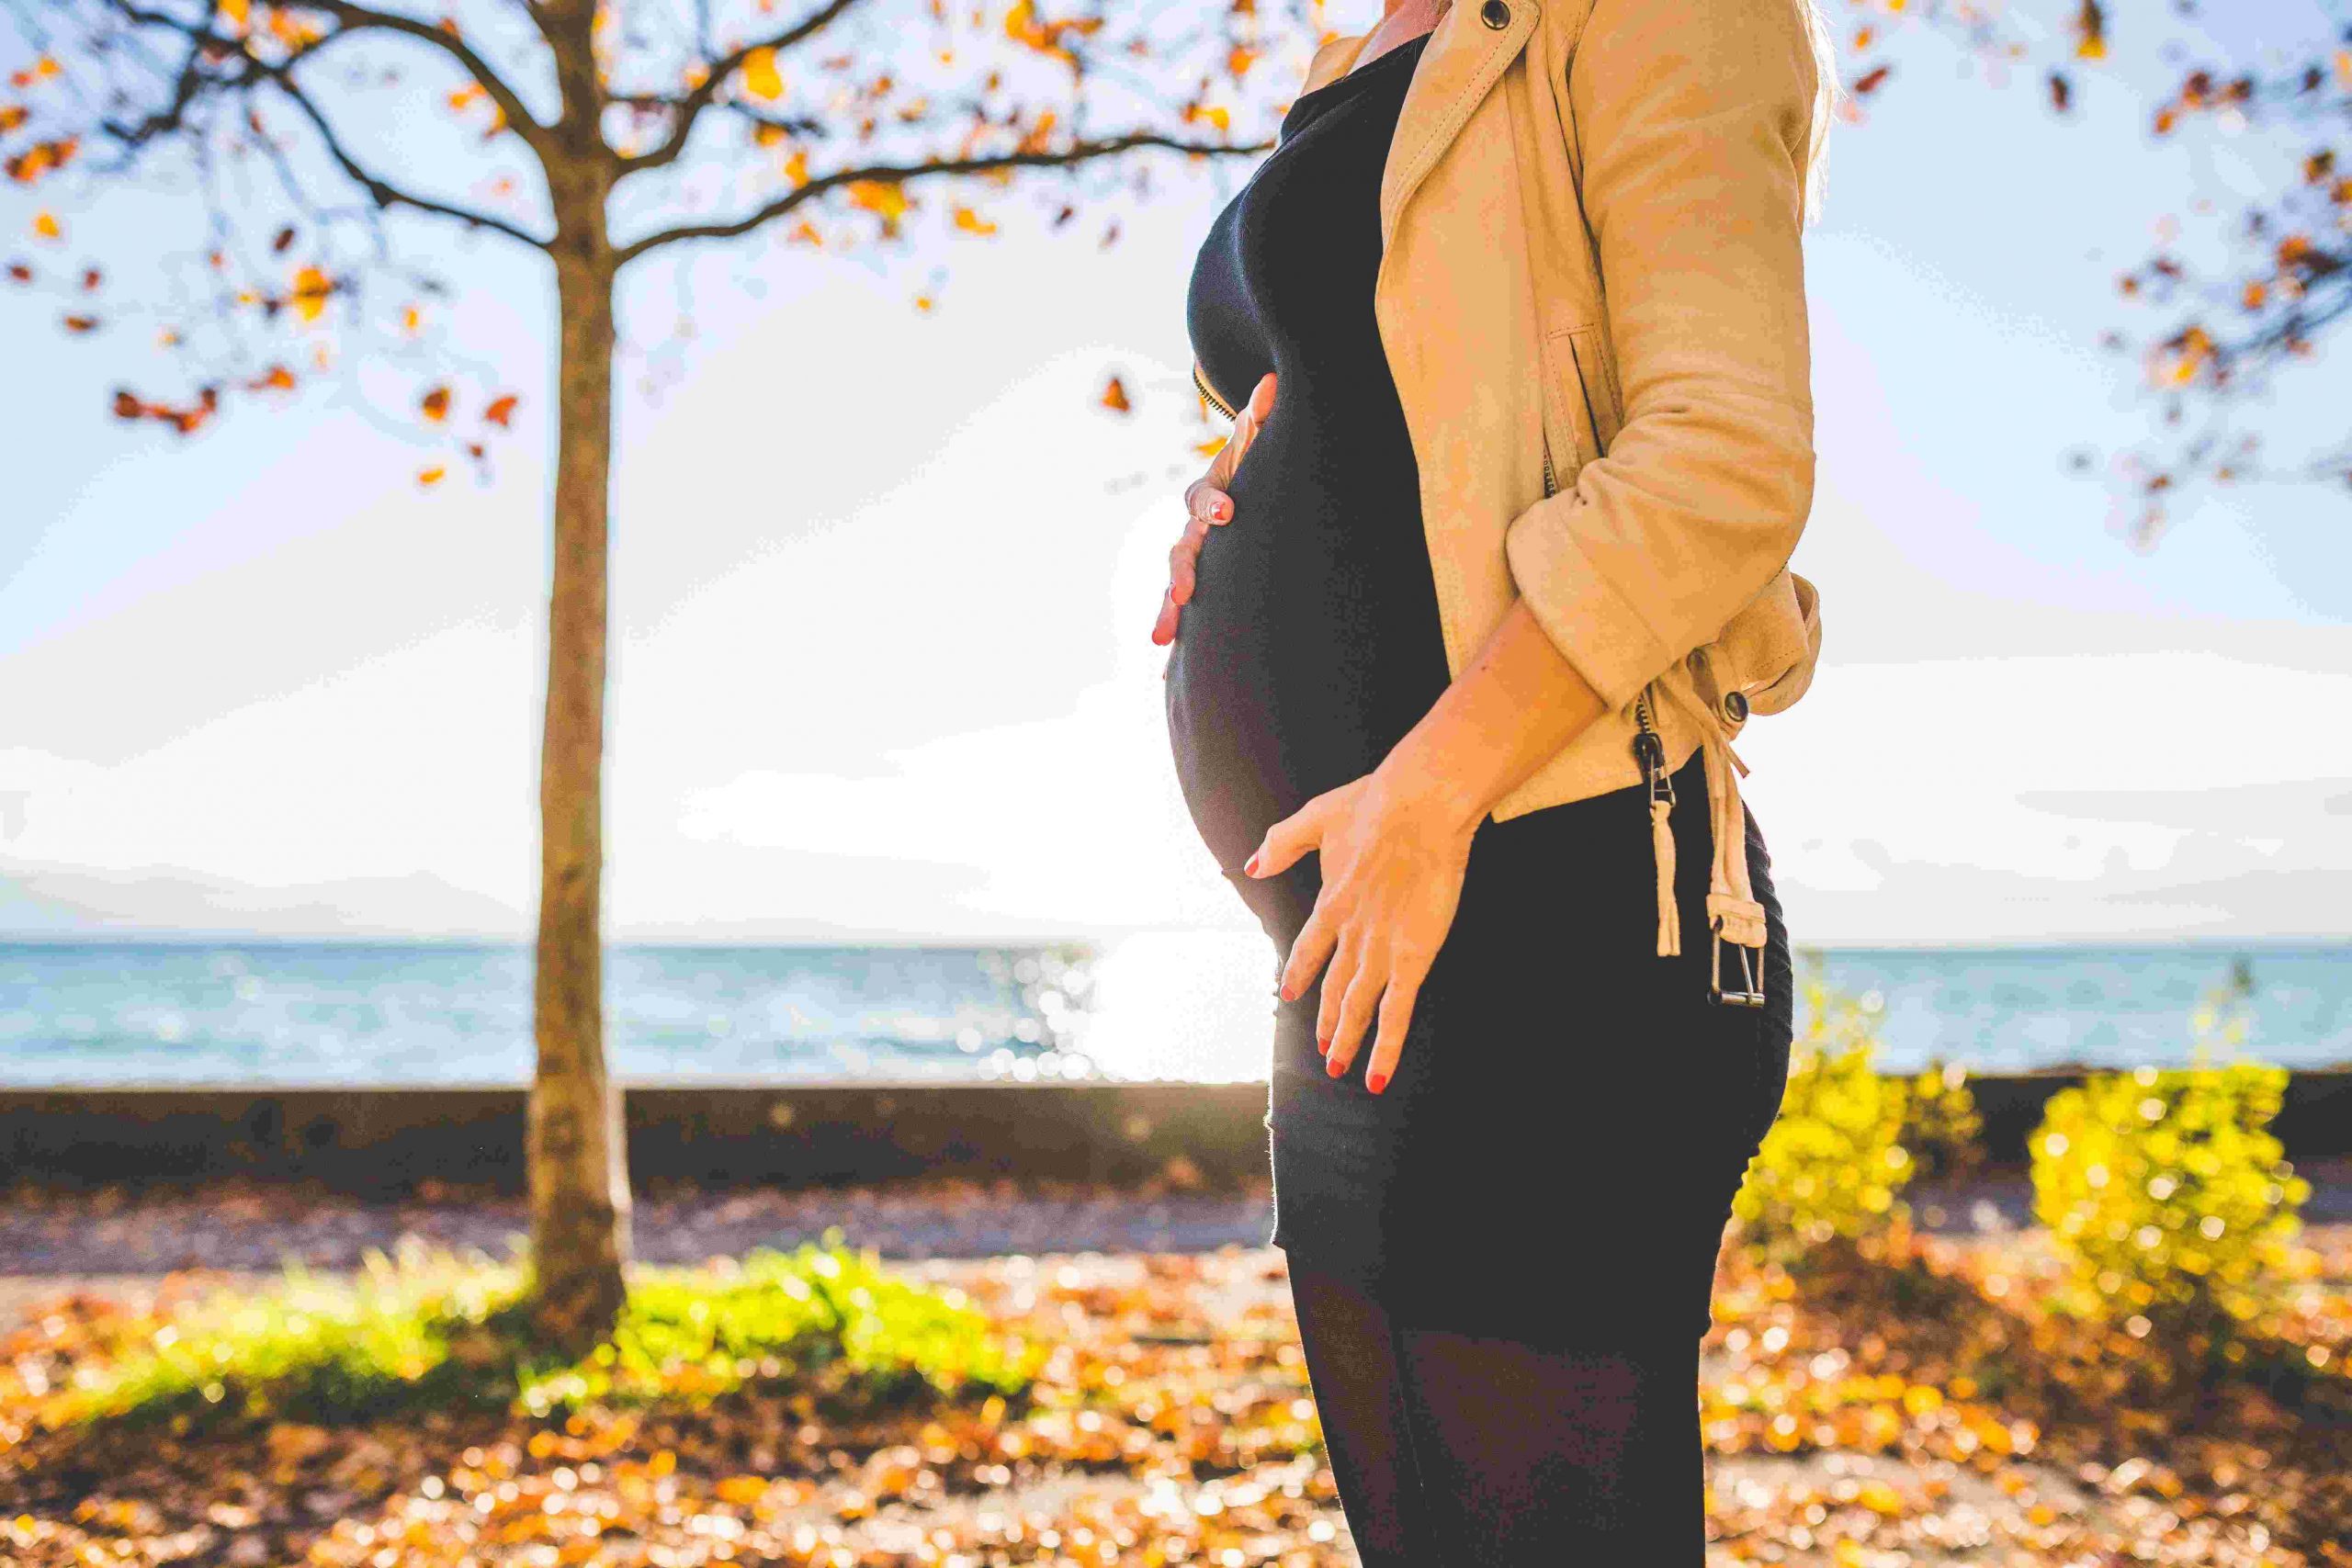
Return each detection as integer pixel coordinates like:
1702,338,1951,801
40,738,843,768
3,934,2346,1088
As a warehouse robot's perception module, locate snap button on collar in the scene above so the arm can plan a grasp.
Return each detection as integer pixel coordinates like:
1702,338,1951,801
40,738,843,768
1479,0,1510,28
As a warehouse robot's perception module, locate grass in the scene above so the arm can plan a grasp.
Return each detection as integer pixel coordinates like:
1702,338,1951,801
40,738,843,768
38,1234,1035,1434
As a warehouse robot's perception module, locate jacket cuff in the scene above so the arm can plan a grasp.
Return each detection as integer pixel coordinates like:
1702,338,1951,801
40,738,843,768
1503,496,1676,715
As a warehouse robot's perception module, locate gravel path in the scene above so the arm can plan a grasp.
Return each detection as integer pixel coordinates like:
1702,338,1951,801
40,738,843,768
6,1165,2346,1331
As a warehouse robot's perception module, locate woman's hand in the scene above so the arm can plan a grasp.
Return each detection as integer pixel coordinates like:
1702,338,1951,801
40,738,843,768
1152,371,1277,647
1242,754,1484,1094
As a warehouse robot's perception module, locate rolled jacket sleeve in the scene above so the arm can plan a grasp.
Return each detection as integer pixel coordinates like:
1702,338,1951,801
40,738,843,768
1503,0,1820,714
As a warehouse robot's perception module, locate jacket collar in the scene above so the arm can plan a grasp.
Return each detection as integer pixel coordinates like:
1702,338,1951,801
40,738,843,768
1317,0,1542,249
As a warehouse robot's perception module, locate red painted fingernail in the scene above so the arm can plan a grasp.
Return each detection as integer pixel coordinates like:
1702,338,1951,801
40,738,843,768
1366,1070,1388,1094
1326,1054,1344,1078
1315,1034,1329,1055
1242,853,1261,877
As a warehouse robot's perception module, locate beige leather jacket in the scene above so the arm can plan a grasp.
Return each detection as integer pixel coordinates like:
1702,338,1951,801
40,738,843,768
1189,0,1826,990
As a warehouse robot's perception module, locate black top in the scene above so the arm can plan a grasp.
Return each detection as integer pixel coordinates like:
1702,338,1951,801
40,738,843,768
1165,33,1449,928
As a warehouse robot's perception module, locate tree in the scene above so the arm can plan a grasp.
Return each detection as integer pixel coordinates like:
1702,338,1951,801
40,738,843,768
1836,0,2352,542
0,0,1304,1348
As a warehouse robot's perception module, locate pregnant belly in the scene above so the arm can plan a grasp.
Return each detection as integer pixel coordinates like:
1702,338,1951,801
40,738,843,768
1159,431,1446,879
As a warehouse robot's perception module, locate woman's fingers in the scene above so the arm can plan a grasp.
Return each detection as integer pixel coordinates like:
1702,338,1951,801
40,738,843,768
1245,788,1332,883
1183,477,1234,526
1158,374,1273,645
1278,897,1339,1006
1168,514,1211,606
1314,924,1362,1052
1361,961,1425,1095
1322,944,1385,1077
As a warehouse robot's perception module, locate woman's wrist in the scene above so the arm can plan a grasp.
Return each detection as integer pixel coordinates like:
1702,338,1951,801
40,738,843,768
1372,727,1492,840
1373,600,1612,838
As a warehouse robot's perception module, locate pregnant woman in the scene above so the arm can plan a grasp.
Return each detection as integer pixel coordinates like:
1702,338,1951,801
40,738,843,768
1156,0,1834,1559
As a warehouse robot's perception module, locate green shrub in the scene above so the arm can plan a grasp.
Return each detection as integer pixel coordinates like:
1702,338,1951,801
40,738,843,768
2030,1060,2309,1349
48,1235,1032,1433
1733,970,1921,1260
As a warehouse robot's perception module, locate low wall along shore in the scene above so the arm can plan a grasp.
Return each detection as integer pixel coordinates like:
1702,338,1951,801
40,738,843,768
4,1073,2350,1195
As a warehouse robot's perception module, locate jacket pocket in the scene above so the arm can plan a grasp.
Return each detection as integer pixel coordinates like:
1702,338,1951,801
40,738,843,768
1532,327,1589,481
1563,323,1624,455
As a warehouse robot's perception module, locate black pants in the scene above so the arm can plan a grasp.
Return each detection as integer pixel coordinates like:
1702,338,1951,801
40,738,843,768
1288,1264,1704,1564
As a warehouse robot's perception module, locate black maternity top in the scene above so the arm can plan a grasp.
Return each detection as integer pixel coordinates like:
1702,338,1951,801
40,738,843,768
1166,32,1797,1346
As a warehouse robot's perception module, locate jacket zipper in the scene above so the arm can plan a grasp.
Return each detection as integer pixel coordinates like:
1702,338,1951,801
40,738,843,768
1632,687,1670,804
1193,362,1238,422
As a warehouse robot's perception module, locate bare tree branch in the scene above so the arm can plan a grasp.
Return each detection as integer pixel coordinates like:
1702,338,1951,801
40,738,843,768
617,0,865,173
96,0,552,248
270,69,554,247
300,0,558,156
103,0,556,158
616,131,1272,264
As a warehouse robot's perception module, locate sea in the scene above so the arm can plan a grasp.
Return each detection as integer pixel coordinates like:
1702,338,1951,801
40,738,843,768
0,936,2346,1088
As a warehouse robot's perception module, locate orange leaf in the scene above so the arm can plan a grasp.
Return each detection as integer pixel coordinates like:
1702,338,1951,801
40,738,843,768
741,46,784,101
848,178,909,220
483,394,518,428
2072,0,2106,60
7,139,76,183
420,385,452,422
30,209,60,241
847,179,910,235
62,312,96,332
290,265,333,323
418,466,447,486
1100,374,1130,413
953,206,998,235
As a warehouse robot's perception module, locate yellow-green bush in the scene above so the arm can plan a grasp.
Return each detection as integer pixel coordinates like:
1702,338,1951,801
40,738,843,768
2030,1061,2308,1347
1733,971,1920,1260
1900,1061,1985,1185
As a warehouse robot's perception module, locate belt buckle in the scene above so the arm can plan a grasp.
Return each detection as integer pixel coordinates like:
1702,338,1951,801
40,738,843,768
1709,919,1767,1010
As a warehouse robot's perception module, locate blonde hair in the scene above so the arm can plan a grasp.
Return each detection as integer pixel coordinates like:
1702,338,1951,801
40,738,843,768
1794,0,1840,226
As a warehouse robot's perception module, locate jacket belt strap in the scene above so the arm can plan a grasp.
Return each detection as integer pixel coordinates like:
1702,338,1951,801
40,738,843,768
1651,677,1770,964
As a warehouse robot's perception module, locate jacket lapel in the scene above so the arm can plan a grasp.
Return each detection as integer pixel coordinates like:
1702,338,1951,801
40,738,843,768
1379,0,1543,249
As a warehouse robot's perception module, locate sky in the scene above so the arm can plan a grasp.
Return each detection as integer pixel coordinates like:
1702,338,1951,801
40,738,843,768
2,0,2348,947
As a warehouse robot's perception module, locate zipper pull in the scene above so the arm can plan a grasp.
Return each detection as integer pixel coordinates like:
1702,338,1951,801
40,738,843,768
1632,687,1680,958
1630,691,1673,807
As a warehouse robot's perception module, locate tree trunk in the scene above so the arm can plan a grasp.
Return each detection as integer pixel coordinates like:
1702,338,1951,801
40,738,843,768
527,212,630,1350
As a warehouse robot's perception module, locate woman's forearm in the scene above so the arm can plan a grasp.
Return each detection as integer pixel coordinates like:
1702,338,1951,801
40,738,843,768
1375,597,1612,832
